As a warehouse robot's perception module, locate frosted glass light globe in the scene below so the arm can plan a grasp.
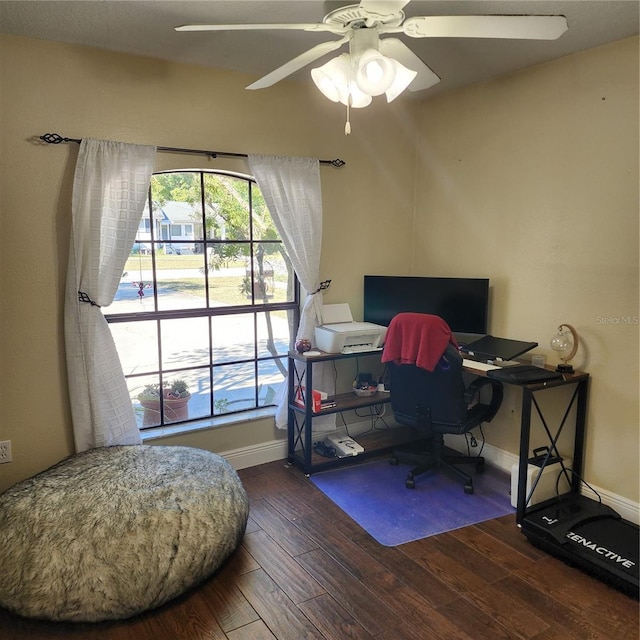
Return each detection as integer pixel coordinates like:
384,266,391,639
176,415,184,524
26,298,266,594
355,49,395,96
550,324,578,372
551,332,571,355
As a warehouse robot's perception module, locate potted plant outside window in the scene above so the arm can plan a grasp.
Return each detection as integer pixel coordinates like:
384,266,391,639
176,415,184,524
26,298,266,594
137,379,191,427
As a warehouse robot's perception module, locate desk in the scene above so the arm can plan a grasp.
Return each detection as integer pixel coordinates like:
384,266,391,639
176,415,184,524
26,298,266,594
463,362,590,524
288,348,589,496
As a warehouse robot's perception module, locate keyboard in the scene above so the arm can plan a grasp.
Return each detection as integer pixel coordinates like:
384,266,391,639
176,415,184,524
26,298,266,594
487,365,564,384
462,359,501,372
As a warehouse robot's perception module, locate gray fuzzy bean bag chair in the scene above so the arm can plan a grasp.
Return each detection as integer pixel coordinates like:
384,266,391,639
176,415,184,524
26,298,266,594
0,445,249,622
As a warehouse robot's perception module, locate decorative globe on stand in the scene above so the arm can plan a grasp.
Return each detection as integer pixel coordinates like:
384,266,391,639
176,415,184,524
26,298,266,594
295,338,312,354
550,324,579,372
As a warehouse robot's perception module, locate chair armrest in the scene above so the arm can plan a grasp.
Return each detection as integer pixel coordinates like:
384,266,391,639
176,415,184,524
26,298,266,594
466,377,504,423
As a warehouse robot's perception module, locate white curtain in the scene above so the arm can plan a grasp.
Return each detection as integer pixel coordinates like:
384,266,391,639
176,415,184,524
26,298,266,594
248,154,334,429
65,138,156,451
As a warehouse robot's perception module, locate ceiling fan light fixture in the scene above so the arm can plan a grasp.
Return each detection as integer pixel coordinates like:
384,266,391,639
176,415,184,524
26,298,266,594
342,82,372,108
311,54,350,103
311,54,372,108
355,48,396,96
384,59,417,102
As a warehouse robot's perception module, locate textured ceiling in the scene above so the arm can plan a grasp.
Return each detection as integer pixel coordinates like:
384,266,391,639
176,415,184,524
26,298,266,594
1,1,638,98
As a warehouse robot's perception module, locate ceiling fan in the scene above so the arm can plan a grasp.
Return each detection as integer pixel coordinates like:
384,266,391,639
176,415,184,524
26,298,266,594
176,0,568,132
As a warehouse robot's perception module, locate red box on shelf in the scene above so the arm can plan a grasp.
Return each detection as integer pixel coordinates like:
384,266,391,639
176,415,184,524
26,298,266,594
294,386,328,412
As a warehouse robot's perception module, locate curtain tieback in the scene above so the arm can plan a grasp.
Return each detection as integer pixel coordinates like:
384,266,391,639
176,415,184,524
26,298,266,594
311,280,332,295
78,290,101,308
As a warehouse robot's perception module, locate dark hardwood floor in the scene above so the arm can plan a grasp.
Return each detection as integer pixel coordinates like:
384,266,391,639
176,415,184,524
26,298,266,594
1,458,637,639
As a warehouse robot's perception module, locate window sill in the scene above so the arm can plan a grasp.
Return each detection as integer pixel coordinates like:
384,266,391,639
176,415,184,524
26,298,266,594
141,406,276,441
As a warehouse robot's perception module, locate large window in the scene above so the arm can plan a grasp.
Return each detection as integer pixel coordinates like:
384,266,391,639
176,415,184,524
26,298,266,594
105,170,298,430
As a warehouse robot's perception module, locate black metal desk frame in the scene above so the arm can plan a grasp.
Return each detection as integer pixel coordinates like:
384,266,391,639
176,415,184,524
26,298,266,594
511,371,590,524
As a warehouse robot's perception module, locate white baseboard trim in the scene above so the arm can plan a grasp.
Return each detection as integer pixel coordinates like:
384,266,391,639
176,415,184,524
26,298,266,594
219,421,378,471
579,484,640,525
445,436,640,525
221,438,288,471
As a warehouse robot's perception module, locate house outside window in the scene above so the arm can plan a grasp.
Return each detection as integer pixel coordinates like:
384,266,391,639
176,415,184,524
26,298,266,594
105,170,299,430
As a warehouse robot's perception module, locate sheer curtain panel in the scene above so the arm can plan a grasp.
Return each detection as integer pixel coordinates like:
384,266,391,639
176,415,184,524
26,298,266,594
65,138,156,451
248,154,333,429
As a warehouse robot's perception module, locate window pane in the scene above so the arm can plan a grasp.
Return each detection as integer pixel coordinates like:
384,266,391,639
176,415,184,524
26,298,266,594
111,320,159,375
251,244,294,304
130,370,209,428
211,314,254,364
251,186,277,241
106,263,156,314
176,369,211,422
207,244,251,306
137,201,153,248
130,374,162,428
151,172,205,246
258,358,286,407
151,171,200,200
160,317,210,369
247,245,273,303
257,310,292,359
213,362,256,415
156,253,207,311
204,174,250,240
160,203,204,244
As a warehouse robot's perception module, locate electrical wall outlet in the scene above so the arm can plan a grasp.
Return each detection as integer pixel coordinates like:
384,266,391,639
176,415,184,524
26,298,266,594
0,440,12,464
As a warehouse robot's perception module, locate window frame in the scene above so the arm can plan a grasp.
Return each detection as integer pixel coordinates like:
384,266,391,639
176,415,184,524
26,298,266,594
105,169,299,431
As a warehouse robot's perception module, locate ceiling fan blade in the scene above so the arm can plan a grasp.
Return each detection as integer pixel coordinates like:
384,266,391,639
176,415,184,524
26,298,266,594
379,38,440,92
176,23,346,34
246,36,349,90
359,0,411,18
402,15,568,40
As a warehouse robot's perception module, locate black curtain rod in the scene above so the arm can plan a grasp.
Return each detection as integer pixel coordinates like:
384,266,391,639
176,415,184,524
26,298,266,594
39,133,345,167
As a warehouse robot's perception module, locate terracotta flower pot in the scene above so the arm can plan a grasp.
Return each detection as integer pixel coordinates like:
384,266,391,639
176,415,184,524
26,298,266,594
139,393,191,427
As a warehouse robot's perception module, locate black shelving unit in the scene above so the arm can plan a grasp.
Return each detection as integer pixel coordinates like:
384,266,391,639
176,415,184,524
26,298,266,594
287,349,416,474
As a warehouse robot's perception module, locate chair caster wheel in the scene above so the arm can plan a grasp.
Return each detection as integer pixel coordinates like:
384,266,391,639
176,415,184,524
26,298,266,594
406,476,415,489
464,484,474,494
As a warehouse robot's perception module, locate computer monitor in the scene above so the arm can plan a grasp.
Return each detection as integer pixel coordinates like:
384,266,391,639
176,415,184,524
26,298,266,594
363,275,489,337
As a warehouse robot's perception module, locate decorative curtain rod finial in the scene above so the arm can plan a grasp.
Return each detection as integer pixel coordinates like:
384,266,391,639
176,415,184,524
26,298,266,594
41,132,79,145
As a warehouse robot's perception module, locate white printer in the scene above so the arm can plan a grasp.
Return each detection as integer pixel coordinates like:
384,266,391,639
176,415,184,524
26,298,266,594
314,303,387,354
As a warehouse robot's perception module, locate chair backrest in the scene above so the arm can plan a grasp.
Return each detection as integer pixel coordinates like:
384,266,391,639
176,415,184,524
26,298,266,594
388,343,469,432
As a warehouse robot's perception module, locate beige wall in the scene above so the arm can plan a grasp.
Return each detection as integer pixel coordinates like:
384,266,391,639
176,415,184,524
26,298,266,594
0,34,416,491
0,33,637,507
412,36,639,504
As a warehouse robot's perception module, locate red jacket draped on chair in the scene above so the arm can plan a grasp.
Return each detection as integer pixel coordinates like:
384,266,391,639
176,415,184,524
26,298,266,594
381,312,459,372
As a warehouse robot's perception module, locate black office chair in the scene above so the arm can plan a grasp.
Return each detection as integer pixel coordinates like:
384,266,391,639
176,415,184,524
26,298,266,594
383,313,503,493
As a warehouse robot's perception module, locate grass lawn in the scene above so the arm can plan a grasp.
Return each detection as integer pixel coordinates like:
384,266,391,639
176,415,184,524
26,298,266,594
125,254,212,271
124,254,289,305
158,277,246,306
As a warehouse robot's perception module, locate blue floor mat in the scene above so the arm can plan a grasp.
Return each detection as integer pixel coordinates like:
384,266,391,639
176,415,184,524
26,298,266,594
311,458,514,546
